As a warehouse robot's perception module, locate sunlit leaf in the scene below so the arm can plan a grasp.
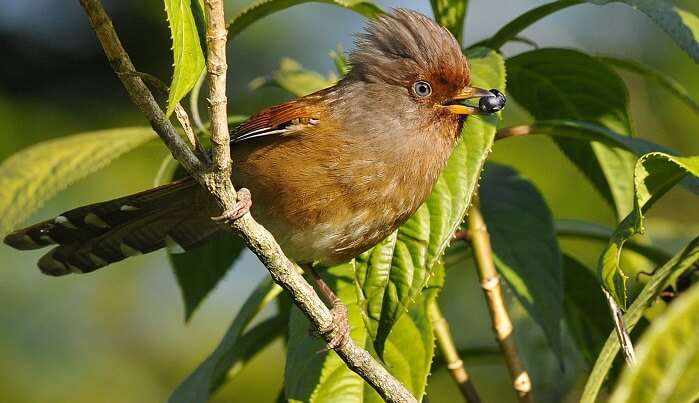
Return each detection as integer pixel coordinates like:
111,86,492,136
480,162,564,361
610,283,699,403
163,0,206,116
170,278,283,403
169,232,246,320
0,128,155,238
588,1,699,63
562,254,613,367
430,0,468,44
581,237,699,403
600,153,699,307
249,58,336,97
227,0,383,40
507,48,637,219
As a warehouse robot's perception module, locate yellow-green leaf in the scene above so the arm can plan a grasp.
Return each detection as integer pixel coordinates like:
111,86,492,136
610,283,699,403
164,0,206,117
249,58,336,97
600,152,699,307
0,128,155,238
581,237,699,403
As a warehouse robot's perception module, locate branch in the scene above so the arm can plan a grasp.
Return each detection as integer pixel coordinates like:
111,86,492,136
78,1,415,401
495,125,532,141
430,301,482,403
467,200,533,403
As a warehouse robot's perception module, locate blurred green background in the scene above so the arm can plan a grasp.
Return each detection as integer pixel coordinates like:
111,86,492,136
0,1,697,402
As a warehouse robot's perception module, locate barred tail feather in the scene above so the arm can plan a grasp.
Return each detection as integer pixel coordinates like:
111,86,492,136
4,178,221,276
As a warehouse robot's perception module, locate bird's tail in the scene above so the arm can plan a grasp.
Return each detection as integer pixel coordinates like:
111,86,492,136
3,178,222,276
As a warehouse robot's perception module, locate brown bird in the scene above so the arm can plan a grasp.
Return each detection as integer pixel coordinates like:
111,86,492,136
4,9,504,345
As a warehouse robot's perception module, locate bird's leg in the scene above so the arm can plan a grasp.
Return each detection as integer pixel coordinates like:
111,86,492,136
212,188,252,224
302,264,350,350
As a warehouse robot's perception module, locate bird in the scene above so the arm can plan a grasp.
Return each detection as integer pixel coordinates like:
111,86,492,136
4,9,504,346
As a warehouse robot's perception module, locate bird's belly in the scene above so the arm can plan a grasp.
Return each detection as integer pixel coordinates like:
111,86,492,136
249,190,412,265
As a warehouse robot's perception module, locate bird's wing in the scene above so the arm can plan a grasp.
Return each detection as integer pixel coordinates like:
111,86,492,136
232,98,324,143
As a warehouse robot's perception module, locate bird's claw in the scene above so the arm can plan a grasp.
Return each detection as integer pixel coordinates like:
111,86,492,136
315,301,350,352
212,188,252,225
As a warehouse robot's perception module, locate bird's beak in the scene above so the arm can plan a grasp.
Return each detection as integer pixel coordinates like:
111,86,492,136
444,86,506,115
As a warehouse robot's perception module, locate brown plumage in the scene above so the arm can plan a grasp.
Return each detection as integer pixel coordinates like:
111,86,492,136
4,9,502,275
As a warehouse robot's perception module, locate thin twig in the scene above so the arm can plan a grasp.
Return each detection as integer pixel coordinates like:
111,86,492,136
115,64,208,160
78,1,414,401
602,288,637,365
467,200,533,403
190,71,209,135
430,301,482,403
495,125,532,141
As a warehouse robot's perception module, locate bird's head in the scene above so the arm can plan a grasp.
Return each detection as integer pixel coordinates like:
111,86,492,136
348,9,504,121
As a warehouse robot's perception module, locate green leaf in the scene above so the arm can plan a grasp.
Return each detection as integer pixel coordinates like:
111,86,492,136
285,263,367,402
610,283,699,403
169,231,246,320
164,0,206,117
509,120,699,198
600,56,699,115
285,261,444,402
476,0,584,49
329,46,350,76
211,314,287,391
556,219,672,265
358,48,505,356
227,0,383,40
0,128,155,239
588,1,699,63
191,0,207,56
249,58,336,97
170,278,283,403
506,48,637,219
562,254,613,367
600,152,699,307
580,237,699,403
430,0,468,44
480,162,564,361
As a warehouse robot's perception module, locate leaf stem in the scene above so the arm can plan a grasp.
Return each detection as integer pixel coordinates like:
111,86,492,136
467,200,533,402
78,1,414,401
603,288,637,366
430,301,483,403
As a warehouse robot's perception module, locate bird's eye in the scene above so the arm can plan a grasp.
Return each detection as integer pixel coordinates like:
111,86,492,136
413,81,432,97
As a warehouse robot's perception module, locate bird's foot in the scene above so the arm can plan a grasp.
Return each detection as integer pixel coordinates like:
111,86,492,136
303,264,351,351
212,188,252,225
316,300,350,351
